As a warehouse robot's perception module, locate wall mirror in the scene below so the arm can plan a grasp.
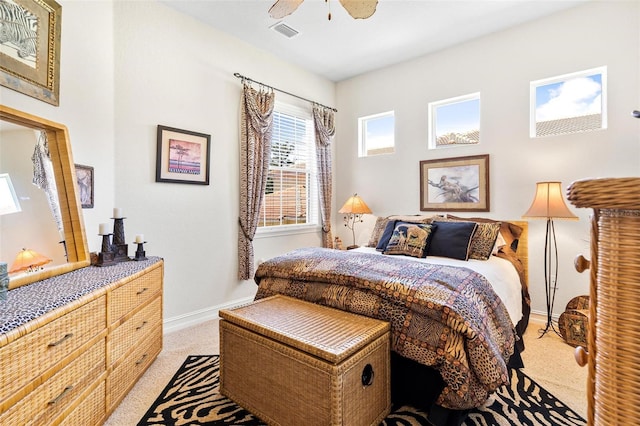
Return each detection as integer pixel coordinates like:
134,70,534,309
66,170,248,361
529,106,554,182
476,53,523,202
0,105,89,289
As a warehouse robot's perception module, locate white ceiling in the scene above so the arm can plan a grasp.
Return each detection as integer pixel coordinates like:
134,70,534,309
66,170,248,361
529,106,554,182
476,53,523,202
161,0,587,82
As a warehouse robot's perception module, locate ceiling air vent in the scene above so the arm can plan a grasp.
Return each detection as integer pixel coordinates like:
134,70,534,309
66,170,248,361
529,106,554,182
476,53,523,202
270,22,299,38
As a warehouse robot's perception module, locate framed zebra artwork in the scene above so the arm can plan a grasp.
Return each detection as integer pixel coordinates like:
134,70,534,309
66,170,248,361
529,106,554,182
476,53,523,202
0,0,62,106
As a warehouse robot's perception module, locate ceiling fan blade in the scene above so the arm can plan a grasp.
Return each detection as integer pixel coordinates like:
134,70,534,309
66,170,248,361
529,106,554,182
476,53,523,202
339,0,378,19
269,0,304,19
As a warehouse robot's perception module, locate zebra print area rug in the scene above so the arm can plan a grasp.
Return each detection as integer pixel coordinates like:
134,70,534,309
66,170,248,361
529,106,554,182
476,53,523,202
138,355,586,426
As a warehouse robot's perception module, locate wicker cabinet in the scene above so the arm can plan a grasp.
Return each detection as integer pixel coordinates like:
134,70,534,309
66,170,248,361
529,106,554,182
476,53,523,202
220,295,391,426
0,258,163,425
567,178,640,426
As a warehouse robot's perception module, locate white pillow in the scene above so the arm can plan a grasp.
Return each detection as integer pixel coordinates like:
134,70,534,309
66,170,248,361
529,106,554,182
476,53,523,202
492,232,507,255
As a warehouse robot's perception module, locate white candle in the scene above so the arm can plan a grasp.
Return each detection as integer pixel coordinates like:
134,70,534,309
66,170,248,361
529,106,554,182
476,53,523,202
135,234,144,244
113,207,123,218
99,223,108,235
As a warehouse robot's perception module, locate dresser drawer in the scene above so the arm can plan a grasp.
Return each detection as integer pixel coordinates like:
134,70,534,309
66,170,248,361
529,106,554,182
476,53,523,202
109,266,162,324
59,380,106,426
109,295,162,364
107,324,162,411
0,338,105,425
0,295,106,401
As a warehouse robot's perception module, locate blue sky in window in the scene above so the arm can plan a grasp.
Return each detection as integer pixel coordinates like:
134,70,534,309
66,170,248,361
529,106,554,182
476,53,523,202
366,114,394,149
536,73,602,121
436,98,480,135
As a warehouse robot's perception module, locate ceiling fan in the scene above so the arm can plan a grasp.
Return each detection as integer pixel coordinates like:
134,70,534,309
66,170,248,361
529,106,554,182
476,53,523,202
269,0,378,20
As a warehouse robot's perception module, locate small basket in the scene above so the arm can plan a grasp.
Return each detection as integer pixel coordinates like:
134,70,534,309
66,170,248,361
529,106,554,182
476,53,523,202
558,295,589,349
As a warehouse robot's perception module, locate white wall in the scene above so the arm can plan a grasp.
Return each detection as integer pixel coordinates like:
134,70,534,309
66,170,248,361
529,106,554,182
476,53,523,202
334,1,640,319
1,0,334,330
2,0,638,329
0,0,116,256
112,1,335,329
0,129,66,267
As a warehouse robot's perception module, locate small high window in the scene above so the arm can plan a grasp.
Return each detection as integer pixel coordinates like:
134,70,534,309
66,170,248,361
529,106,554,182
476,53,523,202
358,111,395,157
530,67,607,137
428,93,480,149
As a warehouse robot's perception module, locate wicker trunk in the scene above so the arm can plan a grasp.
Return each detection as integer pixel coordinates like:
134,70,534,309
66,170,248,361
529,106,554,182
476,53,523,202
219,295,391,426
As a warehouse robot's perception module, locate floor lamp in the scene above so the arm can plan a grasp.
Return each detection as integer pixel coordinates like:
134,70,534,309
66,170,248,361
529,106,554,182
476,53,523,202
522,181,578,338
338,193,372,250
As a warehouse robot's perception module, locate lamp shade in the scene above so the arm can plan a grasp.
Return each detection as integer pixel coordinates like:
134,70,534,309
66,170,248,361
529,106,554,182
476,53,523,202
522,181,578,220
338,194,372,215
9,249,52,274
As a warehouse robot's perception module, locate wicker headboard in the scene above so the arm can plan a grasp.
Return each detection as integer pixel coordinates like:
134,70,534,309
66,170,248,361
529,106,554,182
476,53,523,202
511,220,529,289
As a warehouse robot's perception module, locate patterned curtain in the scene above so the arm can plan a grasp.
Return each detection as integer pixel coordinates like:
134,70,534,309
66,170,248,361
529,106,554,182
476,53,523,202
238,82,275,280
32,131,63,233
312,105,335,248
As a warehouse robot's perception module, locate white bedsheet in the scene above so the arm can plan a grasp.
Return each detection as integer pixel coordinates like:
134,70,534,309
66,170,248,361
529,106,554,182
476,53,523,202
352,247,523,326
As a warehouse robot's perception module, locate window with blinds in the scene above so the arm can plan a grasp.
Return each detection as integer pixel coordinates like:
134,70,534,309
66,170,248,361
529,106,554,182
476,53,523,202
258,102,318,229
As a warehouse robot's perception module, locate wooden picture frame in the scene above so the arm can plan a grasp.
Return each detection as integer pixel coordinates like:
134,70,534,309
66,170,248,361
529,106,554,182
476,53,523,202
0,0,62,106
75,164,94,208
156,125,211,185
420,154,489,212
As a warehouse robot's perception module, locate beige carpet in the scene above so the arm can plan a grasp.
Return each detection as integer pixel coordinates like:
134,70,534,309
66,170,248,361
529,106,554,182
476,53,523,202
103,317,588,425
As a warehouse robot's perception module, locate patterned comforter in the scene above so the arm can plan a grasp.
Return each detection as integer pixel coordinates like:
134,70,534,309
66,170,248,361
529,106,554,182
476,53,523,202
254,247,516,410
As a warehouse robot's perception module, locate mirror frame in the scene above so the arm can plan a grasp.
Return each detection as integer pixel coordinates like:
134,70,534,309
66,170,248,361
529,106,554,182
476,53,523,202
1,105,90,289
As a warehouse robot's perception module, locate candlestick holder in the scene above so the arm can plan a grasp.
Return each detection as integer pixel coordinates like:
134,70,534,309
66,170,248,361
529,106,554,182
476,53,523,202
111,217,129,262
133,241,148,261
96,233,117,267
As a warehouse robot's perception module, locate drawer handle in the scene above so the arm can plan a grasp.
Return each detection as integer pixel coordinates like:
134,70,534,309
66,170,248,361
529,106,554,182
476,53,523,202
361,364,375,387
136,287,149,296
574,255,590,273
48,385,73,405
136,353,148,365
48,333,74,347
575,346,589,367
136,320,148,331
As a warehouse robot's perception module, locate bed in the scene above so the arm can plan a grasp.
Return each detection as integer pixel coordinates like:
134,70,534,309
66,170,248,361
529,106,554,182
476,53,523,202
253,215,530,424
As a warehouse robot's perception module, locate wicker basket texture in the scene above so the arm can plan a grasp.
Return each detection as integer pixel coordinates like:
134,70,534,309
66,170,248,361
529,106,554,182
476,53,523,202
567,178,640,426
220,295,391,426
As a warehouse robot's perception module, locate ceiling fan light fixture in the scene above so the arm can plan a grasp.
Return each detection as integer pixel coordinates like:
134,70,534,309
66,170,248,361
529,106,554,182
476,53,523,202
269,0,303,19
269,0,378,21
340,0,378,19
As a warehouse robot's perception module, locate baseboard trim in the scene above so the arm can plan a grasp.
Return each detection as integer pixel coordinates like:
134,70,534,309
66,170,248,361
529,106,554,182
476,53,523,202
163,296,255,334
528,310,561,325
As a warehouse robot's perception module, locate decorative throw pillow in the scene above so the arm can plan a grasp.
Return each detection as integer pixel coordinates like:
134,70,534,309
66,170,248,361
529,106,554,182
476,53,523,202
367,216,389,248
376,220,398,251
428,221,477,260
466,222,501,260
383,222,435,258
445,215,523,257
492,231,507,255
369,215,438,250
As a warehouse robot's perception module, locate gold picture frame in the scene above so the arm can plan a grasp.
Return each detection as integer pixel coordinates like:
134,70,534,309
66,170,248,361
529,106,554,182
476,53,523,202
419,154,490,212
0,0,62,106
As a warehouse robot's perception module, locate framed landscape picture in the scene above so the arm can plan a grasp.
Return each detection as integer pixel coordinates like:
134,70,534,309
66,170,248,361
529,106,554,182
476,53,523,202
419,154,489,212
156,125,211,185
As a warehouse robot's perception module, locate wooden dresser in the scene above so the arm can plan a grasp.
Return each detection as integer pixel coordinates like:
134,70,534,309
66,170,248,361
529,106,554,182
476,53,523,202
0,257,163,425
567,178,640,426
